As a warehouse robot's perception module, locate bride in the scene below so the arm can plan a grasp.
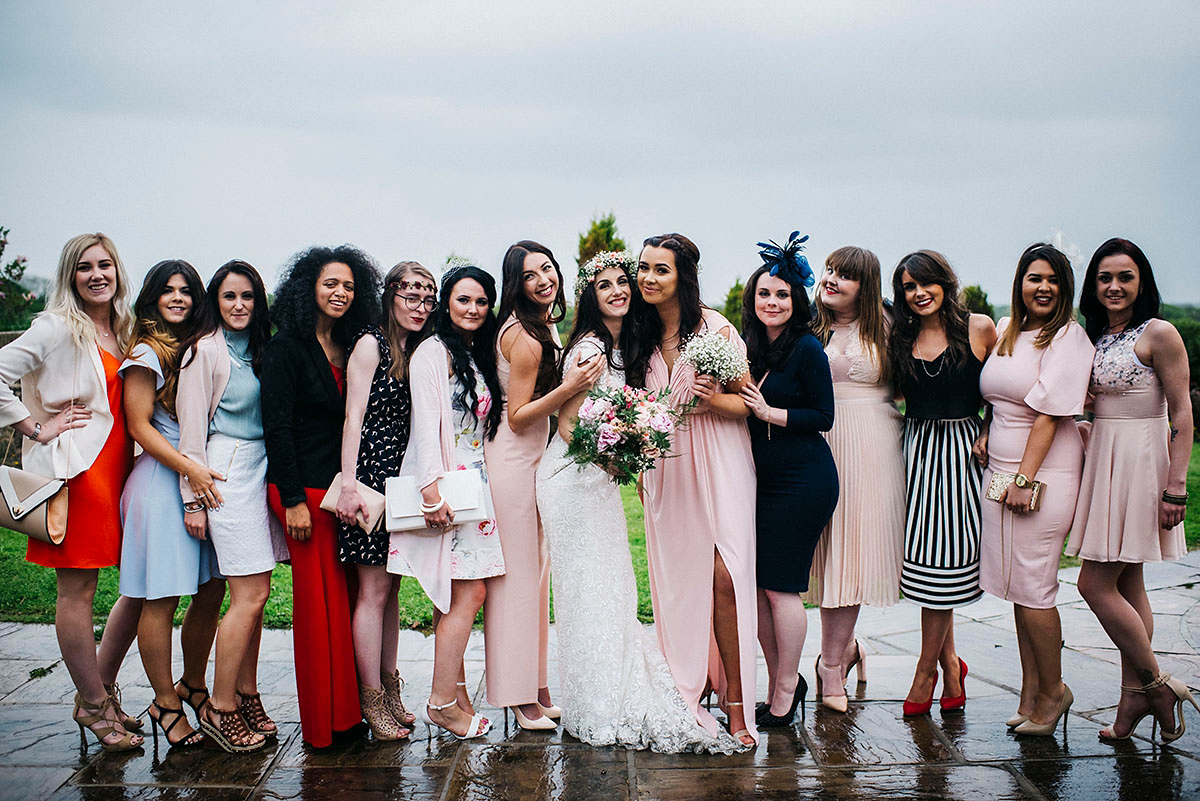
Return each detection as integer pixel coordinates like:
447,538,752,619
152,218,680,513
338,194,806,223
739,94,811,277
535,252,739,754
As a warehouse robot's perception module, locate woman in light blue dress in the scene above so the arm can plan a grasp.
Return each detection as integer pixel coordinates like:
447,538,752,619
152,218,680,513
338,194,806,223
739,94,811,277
119,260,226,747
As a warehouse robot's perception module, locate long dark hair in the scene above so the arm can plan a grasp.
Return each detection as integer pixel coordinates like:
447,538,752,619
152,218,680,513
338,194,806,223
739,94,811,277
436,266,504,440
271,245,381,348
1079,237,1161,343
629,232,706,387
181,260,272,375
563,267,646,375
741,263,814,380
889,250,972,386
496,240,565,397
994,243,1075,356
129,259,206,418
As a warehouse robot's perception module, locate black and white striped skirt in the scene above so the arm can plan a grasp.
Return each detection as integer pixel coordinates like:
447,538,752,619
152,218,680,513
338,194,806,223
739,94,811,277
899,417,983,608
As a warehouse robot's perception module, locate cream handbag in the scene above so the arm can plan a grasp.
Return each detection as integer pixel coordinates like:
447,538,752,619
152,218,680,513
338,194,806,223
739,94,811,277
0,465,68,544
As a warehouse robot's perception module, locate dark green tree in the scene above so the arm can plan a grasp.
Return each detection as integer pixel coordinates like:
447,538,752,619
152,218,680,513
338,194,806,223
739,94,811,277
722,278,745,332
0,227,45,331
577,213,627,266
962,284,995,319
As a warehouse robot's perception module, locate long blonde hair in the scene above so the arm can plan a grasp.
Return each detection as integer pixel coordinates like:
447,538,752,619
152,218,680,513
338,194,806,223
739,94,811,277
41,233,134,350
382,261,437,382
813,245,890,380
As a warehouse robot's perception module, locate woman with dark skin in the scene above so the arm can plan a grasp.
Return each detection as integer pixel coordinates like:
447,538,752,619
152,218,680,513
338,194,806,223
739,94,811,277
262,245,381,747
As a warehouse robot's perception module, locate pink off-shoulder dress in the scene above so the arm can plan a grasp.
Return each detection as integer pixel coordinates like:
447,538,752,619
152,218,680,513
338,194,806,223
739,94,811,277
979,320,1094,609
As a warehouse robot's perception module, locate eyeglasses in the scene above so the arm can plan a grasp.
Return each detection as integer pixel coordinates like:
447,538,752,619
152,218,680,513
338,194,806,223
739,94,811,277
398,294,437,312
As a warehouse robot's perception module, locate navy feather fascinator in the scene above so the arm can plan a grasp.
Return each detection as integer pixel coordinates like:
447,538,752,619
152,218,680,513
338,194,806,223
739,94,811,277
756,231,814,288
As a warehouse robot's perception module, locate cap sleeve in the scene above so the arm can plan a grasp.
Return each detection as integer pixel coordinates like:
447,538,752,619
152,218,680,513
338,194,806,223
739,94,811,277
1023,322,1094,417
118,342,166,390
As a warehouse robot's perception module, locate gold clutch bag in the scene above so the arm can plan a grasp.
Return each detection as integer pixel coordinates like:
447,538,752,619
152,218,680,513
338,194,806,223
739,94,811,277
985,472,1045,511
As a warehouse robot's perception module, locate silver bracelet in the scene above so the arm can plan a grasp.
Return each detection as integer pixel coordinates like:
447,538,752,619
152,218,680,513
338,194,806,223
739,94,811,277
25,422,42,442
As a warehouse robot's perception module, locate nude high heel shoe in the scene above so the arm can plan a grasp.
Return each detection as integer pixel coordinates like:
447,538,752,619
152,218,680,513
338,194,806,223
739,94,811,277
1146,674,1200,744
815,656,849,713
1013,685,1073,737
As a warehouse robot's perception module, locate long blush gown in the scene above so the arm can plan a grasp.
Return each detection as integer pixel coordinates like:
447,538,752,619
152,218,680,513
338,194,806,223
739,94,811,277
482,317,553,708
642,309,758,741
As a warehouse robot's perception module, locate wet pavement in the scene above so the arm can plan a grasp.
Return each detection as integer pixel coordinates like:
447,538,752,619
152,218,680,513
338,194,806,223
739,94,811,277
2,552,1198,800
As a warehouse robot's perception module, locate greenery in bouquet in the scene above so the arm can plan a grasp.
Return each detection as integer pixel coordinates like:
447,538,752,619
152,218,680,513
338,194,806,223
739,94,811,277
565,384,681,485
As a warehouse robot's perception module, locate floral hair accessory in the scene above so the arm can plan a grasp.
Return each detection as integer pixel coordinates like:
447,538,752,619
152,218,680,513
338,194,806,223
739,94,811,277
756,231,814,288
576,250,637,301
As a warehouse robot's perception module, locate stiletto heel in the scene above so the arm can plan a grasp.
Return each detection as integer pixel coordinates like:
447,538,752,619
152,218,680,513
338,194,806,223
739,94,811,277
939,658,968,712
74,692,144,752
845,640,867,685
757,674,807,727
1098,685,1149,742
903,671,937,717
423,698,490,740
149,700,205,748
1146,674,1200,743
1013,684,1073,736
816,656,848,713
511,706,557,730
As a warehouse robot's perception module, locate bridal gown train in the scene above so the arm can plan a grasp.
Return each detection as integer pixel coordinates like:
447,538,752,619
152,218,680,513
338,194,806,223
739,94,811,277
535,336,738,754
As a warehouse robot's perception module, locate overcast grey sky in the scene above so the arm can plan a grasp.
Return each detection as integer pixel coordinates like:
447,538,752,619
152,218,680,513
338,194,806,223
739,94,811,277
2,1,1197,307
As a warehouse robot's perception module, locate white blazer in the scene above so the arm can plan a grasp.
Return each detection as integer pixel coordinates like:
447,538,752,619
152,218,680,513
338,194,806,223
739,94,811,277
0,314,112,479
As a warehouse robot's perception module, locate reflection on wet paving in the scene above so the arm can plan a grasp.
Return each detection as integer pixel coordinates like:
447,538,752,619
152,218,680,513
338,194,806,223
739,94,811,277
0,550,1197,800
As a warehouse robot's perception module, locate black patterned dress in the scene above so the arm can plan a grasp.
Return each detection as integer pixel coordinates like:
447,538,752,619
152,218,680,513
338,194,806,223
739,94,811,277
338,327,412,566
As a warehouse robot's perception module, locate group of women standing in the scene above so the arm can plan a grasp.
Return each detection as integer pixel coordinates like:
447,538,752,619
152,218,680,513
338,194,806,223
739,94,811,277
0,227,1193,758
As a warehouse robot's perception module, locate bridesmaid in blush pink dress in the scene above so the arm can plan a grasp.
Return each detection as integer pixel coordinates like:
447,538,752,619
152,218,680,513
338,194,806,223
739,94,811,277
632,233,758,747
483,241,603,730
977,243,1093,737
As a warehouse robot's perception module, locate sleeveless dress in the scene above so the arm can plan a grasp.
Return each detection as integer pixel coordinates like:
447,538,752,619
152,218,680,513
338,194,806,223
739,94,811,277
806,322,904,608
481,317,553,707
118,343,220,599
642,309,758,742
338,327,411,566
535,337,737,753
27,347,133,569
1067,321,1185,562
979,321,1094,608
748,333,838,593
896,347,985,608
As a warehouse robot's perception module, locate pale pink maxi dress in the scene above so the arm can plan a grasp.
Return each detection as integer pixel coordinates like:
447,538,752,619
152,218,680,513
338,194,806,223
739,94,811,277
643,309,758,741
482,317,553,707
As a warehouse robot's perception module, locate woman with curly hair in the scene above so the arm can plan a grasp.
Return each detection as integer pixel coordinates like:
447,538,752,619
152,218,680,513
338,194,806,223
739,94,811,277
0,233,143,751
333,260,437,741
389,264,506,739
262,245,381,747
119,259,225,748
484,241,602,729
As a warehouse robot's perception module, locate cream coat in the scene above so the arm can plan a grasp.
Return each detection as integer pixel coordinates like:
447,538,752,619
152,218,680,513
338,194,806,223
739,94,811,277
0,314,110,479
175,329,231,503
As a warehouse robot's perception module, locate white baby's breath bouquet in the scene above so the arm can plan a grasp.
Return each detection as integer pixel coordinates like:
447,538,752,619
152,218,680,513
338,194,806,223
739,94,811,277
679,331,748,384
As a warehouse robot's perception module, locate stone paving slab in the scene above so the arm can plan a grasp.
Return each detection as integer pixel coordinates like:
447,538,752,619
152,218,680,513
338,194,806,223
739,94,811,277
1,554,1198,800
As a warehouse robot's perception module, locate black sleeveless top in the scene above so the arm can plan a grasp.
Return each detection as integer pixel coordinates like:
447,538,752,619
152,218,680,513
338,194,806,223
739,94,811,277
898,349,983,420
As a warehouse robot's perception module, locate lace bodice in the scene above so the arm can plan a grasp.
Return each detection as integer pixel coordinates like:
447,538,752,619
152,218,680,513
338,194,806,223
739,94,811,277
565,336,625,391
1091,320,1158,394
825,321,885,385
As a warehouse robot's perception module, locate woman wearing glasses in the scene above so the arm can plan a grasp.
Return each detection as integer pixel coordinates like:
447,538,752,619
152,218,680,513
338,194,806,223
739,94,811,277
334,261,437,740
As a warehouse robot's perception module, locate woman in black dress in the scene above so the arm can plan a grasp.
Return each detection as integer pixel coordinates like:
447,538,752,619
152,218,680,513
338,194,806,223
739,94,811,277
738,233,838,727
335,261,436,740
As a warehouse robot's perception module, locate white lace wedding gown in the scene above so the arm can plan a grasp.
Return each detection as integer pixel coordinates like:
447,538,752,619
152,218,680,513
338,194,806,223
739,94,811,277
535,337,739,754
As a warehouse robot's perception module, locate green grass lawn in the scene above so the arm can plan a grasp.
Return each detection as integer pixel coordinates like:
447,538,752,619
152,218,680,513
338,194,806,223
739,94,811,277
1,455,1195,628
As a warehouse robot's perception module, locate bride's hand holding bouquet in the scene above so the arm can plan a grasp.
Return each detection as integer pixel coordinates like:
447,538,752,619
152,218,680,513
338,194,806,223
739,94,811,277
564,384,682,485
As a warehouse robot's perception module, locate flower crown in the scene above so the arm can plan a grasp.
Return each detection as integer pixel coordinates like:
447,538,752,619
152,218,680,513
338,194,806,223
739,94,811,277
576,250,637,301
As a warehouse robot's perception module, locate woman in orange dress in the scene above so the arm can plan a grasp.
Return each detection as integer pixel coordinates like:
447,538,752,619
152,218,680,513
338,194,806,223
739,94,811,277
0,233,143,751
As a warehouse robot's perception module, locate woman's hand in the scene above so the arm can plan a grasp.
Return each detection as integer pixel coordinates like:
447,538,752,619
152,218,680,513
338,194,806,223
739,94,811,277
560,351,606,395
285,502,312,541
41,403,92,441
184,509,208,541
185,461,225,510
420,483,455,529
691,373,718,413
335,484,369,527
738,380,771,421
971,431,989,468
1161,498,1187,530
1000,483,1034,514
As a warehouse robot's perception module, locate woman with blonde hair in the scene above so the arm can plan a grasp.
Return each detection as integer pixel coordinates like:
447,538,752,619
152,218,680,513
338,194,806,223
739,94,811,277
0,232,144,750
805,245,905,712
334,260,437,740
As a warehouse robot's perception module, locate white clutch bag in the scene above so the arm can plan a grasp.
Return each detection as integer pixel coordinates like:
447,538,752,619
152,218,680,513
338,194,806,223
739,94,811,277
385,468,488,532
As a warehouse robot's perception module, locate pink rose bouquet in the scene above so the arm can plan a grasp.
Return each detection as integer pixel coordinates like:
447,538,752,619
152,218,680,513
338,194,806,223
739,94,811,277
565,384,682,485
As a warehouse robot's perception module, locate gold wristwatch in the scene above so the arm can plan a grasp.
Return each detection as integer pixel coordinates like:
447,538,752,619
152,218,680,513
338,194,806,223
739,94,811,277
1014,473,1032,489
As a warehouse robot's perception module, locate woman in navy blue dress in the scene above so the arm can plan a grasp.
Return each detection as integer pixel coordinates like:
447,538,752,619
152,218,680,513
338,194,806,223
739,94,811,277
739,233,838,727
